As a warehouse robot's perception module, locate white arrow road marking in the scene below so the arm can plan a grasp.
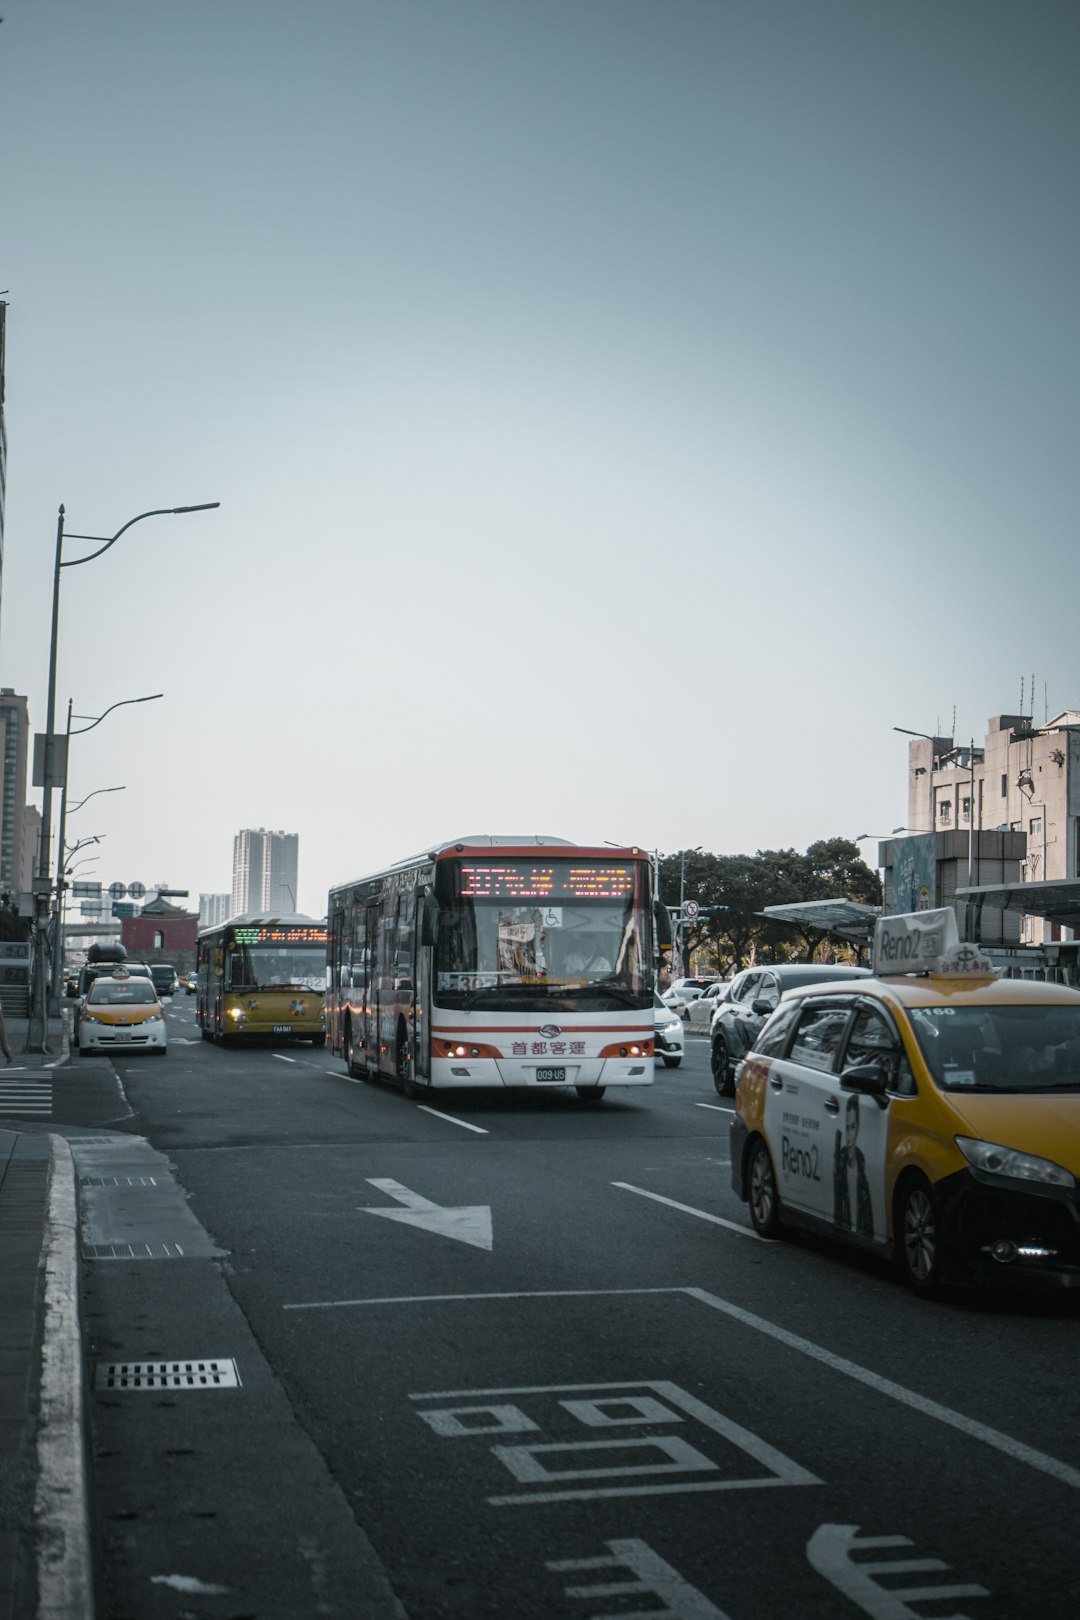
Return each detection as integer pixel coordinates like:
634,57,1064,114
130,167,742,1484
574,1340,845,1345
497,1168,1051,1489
362,1178,493,1251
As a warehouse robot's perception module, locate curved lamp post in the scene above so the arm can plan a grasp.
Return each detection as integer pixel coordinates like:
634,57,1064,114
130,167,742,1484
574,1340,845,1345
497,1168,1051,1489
46,693,164,1016
27,500,217,1052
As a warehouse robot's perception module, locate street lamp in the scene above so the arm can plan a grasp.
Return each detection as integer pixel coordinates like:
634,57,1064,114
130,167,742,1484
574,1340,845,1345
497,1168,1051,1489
48,692,162,1016
27,500,217,1052
67,786,126,815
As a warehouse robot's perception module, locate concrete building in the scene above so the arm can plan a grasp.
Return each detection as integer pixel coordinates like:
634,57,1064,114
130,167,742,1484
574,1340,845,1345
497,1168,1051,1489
231,828,299,916
199,892,231,929
879,709,1080,982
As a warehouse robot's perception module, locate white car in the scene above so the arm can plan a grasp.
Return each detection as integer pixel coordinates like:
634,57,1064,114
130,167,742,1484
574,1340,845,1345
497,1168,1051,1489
78,972,168,1056
653,994,684,1068
683,979,732,1029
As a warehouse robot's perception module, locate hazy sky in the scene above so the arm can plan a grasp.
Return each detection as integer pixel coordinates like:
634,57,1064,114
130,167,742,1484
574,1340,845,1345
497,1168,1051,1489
2,0,1078,916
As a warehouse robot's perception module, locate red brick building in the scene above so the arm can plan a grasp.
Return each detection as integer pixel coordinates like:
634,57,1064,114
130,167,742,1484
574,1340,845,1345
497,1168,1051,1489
120,896,199,974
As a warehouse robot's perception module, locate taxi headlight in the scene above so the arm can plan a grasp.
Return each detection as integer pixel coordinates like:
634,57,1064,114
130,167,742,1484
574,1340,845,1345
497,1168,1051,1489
144,1013,163,1023
81,1013,102,1026
956,1135,1076,1189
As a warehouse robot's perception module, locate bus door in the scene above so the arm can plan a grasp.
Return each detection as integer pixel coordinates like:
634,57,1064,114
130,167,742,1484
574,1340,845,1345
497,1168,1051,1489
414,894,431,1079
361,903,379,1069
329,907,346,1052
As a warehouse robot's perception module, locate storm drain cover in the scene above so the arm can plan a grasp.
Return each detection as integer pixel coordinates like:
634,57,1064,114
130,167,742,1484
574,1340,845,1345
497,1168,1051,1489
94,1358,241,1391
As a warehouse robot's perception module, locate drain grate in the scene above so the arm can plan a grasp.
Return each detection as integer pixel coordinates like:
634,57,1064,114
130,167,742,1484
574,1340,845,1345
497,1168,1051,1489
82,1241,188,1259
79,1175,159,1187
94,1358,241,1391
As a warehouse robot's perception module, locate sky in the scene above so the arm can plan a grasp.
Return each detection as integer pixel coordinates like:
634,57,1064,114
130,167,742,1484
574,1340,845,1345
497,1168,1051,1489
1,0,1078,918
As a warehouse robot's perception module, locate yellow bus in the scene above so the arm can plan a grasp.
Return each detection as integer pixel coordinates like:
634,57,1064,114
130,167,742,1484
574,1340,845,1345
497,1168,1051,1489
195,914,327,1046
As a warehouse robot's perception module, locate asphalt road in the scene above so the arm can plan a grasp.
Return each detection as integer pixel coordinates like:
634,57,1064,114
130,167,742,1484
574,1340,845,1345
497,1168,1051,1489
56,998,1080,1619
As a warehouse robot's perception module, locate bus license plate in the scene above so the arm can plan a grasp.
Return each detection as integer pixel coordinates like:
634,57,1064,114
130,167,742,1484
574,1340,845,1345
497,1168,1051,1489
273,1024,293,1034
536,1066,566,1082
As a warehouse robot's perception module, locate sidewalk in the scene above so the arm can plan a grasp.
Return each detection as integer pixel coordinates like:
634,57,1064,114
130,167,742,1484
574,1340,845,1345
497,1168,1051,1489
0,1011,93,1620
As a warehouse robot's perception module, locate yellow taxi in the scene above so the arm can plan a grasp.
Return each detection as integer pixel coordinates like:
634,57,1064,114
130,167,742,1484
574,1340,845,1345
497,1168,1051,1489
730,910,1080,1294
78,970,168,1057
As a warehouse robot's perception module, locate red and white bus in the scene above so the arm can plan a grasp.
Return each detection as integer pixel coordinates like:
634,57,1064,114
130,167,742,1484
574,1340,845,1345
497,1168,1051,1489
326,836,666,1101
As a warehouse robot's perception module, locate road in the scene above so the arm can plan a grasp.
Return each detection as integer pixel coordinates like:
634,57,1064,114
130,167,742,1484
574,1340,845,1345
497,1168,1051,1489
53,997,1080,1619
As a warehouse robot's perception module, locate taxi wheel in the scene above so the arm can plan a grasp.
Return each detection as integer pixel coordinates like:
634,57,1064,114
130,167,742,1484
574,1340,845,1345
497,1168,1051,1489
747,1139,783,1239
712,1035,733,1096
897,1174,942,1296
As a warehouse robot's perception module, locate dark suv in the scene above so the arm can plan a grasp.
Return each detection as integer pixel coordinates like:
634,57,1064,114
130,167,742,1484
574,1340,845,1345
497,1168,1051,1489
710,963,870,1095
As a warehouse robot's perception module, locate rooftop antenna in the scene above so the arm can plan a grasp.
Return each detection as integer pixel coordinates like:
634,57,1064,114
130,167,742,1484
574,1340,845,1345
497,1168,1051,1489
1045,681,1049,724
1031,673,1035,720
1020,675,1025,716
951,705,956,738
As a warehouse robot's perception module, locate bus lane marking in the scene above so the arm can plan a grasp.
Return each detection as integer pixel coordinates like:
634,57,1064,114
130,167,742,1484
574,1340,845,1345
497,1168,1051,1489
548,1538,734,1620
807,1524,989,1618
613,1183,765,1242
272,1054,298,1064
283,1282,1080,1491
362,1178,493,1251
696,1103,734,1115
408,1379,820,1505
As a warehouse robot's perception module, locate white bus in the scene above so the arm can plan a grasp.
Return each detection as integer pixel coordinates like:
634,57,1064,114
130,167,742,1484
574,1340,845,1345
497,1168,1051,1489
326,836,667,1102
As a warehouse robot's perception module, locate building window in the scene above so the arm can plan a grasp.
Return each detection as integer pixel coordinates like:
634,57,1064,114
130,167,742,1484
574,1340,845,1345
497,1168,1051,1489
961,797,971,822
1001,774,1007,796
1030,818,1042,838
938,800,952,824
153,930,164,949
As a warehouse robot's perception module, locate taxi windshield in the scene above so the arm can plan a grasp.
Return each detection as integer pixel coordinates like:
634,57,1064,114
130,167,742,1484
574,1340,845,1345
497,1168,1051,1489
908,1004,1080,1093
88,981,157,1006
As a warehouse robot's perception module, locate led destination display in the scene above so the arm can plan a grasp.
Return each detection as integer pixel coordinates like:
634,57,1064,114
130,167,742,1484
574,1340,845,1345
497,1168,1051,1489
232,926,327,946
459,863,635,901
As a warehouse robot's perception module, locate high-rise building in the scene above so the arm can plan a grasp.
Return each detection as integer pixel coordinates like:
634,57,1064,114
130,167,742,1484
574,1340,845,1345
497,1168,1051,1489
0,300,7,647
231,828,299,916
199,892,231,928
0,690,35,896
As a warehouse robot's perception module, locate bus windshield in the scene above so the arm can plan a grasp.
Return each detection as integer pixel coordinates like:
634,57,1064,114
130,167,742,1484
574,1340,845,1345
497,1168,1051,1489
434,857,650,1011
227,944,326,992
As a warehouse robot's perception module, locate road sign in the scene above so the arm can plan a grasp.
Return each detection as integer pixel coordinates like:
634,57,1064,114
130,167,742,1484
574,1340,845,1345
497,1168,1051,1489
683,900,700,920
108,882,127,900
128,881,146,899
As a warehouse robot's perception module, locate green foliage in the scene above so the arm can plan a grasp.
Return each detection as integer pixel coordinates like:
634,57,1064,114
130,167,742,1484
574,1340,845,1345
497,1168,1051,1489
659,838,882,976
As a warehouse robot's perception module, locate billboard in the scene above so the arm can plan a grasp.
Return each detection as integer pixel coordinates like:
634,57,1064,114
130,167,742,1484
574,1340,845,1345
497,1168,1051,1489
892,833,936,913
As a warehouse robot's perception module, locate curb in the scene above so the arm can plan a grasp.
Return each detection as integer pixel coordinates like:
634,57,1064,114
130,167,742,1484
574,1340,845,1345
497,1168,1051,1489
33,1134,94,1620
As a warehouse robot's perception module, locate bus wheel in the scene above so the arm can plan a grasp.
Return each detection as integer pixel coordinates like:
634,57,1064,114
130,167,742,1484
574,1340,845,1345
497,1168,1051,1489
575,1086,606,1102
396,1023,420,1099
311,1034,327,1049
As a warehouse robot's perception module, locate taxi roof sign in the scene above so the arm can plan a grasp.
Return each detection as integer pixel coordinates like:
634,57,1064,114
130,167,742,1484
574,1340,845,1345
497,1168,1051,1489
873,909,958,975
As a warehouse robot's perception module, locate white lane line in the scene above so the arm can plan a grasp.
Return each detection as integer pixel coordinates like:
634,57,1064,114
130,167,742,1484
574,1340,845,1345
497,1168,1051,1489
696,1103,734,1114
416,1105,489,1135
272,1054,298,1064
685,1286,1080,1490
613,1182,765,1243
285,1287,682,1312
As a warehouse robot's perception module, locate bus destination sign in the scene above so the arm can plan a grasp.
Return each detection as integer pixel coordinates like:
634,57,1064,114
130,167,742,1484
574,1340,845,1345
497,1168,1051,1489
233,926,327,946
459,864,634,900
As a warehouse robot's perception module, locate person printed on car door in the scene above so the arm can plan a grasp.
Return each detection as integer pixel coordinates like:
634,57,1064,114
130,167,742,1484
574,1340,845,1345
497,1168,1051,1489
834,1092,874,1237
